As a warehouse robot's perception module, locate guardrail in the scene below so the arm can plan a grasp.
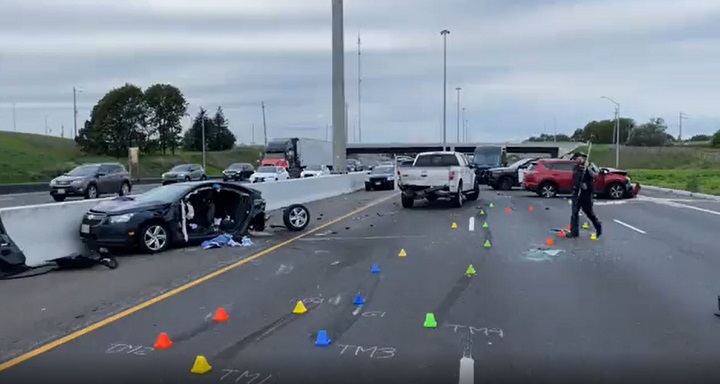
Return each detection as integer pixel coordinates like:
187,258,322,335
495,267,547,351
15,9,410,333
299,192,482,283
0,176,225,195
0,173,369,270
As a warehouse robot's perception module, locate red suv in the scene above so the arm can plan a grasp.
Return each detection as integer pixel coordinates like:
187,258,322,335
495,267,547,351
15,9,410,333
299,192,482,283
521,159,639,199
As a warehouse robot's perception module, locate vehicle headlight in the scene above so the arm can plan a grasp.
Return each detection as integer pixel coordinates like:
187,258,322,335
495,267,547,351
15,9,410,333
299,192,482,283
387,176,395,181
109,213,134,224
50,180,57,186
71,179,83,185
162,173,167,178
365,176,370,182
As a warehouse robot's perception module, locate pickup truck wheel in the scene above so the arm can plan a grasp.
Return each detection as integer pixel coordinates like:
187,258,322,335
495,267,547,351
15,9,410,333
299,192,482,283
606,182,625,199
499,177,514,190
538,182,557,198
453,182,464,208
466,181,480,201
401,194,414,208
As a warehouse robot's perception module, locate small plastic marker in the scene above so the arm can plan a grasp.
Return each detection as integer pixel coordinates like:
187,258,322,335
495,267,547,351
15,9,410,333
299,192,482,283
190,355,212,374
568,199,572,205
371,264,380,273
528,206,534,212
482,221,489,229
566,224,572,231
315,330,331,346
505,207,511,214
398,248,407,257
590,233,598,240
424,313,438,328
292,300,308,314
483,240,492,248
479,209,485,215
558,230,566,238
451,222,458,230
153,332,173,350
489,202,494,208
213,307,230,322
545,237,555,246
582,222,590,230
465,264,476,276
353,293,365,306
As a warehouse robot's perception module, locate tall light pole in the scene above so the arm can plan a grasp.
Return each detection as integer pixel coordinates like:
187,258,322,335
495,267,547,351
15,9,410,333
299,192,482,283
357,34,362,143
679,112,689,142
331,0,347,172
455,87,462,144
441,29,450,150
261,101,268,145
12,103,16,132
461,107,466,142
200,107,206,170
73,87,81,138
601,96,620,168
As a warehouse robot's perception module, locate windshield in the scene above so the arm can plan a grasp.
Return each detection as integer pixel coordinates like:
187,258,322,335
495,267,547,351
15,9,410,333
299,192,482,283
134,184,189,203
66,165,99,176
473,148,502,166
229,163,246,169
257,166,277,173
508,159,531,169
170,165,191,172
263,153,285,159
414,154,459,167
371,166,394,174
305,165,322,171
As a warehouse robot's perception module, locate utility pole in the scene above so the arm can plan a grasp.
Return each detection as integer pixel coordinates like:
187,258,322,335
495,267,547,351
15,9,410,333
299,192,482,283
44,115,48,135
261,101,268,145
345,103,349,143
441,29,450,150
61,124,65,138
201,108,206,170
601,96,621,168
461,107,466,142
357,34,362,143
553,117,557,142
73,87,78,138
455,87,461,144
12,103,16,132
331,0,347,172
679,112,689,142
251,123,255,144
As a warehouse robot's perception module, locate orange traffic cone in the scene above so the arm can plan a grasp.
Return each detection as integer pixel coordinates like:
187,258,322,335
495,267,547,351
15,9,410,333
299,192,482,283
558,230,566,238
505,207,512,214
154,332,173,350
528,206,534,212
545,237,555,246
566,224,571,231
213,307,230,322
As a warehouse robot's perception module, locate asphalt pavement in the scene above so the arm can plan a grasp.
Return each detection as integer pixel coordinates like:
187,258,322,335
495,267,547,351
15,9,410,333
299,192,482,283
2,187,720,383
0,184,162,208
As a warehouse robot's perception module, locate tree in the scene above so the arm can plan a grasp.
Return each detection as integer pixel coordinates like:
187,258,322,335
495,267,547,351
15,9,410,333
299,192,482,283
689,134,711,142
626,117,669,146
209,107,236,151
577,118,635,144
711,129,720,148
525,133,571,142
571,129,584,141
144,84,188,155
182,108,212,152
80,83,148,157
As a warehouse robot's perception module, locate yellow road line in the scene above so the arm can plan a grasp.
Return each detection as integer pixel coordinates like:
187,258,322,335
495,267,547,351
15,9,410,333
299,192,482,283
0,192,398,372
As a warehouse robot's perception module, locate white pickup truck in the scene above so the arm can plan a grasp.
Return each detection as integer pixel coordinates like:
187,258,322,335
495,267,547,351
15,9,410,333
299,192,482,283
397,151,479,208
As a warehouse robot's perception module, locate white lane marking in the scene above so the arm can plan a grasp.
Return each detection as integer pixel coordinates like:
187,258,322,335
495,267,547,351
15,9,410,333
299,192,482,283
468,217,475,232
613,219,647,234
662,201,720,216
459,356,474,384
300,235,425,241
352,306,362,316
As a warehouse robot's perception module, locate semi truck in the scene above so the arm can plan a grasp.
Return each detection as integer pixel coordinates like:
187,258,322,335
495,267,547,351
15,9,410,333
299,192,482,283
261,138,333,178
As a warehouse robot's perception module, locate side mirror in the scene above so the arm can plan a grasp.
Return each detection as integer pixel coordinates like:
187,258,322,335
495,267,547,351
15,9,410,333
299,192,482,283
468,163,476,169
96,172,105,177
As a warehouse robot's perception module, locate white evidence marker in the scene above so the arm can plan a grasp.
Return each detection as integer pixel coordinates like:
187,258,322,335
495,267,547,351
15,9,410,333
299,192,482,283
468,217,475,232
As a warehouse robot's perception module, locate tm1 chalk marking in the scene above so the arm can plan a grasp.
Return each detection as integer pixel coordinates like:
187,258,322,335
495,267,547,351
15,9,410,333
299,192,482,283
220,368,273,384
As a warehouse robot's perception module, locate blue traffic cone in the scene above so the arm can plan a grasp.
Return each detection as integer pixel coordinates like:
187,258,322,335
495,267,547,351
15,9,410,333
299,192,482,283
353,293,365,305
315,330,331,346
371,264,380,274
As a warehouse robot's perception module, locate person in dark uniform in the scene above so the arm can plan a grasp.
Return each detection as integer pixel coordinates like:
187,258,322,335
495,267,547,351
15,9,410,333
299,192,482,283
568,153,602,238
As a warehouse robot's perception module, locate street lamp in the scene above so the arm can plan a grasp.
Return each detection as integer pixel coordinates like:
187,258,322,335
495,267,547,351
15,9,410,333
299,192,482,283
679,112,689,142
441,29,450,150
73,87,83,138
461,107,466,142
600,96,620,168
455,87,462,144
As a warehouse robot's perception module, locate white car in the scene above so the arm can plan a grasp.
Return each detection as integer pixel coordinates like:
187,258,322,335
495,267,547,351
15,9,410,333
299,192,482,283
249,166,290,183
301,165,330,178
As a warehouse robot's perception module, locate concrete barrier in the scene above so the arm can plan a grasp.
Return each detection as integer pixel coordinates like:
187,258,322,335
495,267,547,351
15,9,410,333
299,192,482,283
0,173,368,268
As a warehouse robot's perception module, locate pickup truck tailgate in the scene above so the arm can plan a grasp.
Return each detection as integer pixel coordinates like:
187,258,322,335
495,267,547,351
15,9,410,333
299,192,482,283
399,167,450,187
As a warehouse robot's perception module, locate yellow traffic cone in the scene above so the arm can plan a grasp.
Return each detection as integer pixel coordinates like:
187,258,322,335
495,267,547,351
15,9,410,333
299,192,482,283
190,355,212,374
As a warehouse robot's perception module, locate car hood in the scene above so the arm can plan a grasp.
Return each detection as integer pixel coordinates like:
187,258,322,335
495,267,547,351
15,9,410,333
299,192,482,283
602,167,628,176
488,167,512,173
90,197,167,214
251,172,277,178
54,175,86,183
164,172,186,176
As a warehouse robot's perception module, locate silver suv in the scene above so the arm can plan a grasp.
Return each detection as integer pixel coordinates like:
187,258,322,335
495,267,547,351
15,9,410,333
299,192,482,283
49,163,132,202
162,164,207,185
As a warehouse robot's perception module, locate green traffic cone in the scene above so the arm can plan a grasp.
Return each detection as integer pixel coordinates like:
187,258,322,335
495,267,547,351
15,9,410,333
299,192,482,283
489,202,494,208
482,221,488,229
484,240,491,248
423,313,437,328
479,209,485,215
465,265,476,276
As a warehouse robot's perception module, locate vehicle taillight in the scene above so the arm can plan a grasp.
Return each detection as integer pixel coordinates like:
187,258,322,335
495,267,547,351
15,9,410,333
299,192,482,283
449,171,456,181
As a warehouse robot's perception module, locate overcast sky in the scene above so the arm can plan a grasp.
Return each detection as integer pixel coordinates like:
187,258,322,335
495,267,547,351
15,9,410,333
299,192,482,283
1,0,719,144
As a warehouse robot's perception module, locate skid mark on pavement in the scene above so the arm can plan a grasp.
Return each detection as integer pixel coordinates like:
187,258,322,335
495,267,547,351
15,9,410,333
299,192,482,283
433,275,474,320
322,275,382,344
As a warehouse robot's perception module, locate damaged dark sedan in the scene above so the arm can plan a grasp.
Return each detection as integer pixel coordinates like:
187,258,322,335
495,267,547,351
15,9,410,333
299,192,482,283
78,181,310,254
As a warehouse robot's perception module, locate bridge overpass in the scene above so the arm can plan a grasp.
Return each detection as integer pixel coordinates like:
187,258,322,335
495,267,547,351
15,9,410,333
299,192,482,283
346,141,582,157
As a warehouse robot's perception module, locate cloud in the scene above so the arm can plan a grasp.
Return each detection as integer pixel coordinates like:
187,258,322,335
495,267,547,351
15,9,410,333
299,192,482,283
1,0,719,144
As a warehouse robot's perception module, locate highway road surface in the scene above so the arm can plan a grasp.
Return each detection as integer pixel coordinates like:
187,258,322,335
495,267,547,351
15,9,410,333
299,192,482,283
2,187,720,383
0,184,162,209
